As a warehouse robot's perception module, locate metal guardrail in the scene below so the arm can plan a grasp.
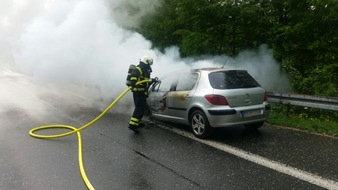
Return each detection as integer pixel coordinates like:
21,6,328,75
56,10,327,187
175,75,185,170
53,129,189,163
267,92,338,111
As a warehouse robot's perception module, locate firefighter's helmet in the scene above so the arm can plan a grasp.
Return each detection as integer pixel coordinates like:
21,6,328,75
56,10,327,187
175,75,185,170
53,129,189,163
140,55,153,65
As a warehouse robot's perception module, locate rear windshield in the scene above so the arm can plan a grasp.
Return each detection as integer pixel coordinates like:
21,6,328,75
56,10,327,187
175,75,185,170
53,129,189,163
208,70,260,89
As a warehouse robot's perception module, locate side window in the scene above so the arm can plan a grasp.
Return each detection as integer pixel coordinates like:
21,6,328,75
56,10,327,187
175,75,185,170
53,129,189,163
176,73,198,91
158,74,177,92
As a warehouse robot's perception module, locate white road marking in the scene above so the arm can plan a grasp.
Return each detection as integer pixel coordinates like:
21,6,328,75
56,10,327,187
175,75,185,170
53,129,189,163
158,125,338,190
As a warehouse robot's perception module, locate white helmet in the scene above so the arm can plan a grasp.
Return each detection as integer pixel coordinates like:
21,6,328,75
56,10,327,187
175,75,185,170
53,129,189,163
140,55,153,65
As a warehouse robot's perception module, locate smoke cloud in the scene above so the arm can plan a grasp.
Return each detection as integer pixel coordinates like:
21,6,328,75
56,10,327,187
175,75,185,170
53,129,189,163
1,0,290,114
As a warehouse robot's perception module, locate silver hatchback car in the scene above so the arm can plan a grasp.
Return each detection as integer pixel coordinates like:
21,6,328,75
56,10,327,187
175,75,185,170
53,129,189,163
147,67,271,138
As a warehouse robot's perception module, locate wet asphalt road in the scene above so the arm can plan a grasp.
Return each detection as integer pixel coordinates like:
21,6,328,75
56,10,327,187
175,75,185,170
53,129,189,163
1,79,338,190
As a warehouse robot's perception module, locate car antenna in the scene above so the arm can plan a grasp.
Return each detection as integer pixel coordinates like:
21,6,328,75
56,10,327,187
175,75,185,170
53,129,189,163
222,57,229,68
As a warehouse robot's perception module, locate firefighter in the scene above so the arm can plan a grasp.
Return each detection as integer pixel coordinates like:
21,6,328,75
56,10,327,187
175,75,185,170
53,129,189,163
128,55,155,133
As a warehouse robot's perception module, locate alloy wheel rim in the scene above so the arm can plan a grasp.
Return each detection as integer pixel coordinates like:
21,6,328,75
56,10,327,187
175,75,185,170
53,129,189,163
192,114,205,135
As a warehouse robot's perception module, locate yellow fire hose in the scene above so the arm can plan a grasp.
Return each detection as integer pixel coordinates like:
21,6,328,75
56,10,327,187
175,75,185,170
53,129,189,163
29,80,149,190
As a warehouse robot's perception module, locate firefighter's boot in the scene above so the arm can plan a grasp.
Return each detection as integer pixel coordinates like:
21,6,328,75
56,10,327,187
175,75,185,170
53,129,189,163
128,124,139,134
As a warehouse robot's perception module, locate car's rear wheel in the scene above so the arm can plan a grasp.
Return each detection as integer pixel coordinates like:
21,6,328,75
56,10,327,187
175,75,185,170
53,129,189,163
190,110,213,139
244,122,264,130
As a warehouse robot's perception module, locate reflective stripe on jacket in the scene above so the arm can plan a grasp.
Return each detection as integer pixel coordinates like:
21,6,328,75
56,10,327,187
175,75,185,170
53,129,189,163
130,63,151,93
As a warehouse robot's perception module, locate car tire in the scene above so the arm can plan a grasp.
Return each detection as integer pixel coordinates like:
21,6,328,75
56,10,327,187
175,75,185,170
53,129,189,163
244,122,264,130
190,110,213,139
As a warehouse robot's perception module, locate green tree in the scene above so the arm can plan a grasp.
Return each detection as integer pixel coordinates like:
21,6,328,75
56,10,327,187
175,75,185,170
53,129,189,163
134,0,338,96
272,0,338,96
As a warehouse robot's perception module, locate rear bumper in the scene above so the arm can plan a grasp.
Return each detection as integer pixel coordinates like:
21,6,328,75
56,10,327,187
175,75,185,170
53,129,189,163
205,103,270,128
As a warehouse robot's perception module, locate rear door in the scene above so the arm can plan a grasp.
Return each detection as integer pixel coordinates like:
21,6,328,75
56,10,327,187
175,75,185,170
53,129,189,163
167,73,198,119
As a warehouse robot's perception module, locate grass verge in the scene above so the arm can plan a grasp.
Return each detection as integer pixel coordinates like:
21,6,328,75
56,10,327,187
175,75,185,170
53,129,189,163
267,104,338,137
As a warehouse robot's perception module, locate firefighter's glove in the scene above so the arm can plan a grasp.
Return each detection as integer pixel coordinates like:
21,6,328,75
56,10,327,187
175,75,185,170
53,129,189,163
151,77,159,84
130,81,136,87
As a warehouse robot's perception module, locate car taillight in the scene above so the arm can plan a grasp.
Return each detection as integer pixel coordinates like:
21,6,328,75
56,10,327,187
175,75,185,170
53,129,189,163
264,91,268,101
204,95,229,105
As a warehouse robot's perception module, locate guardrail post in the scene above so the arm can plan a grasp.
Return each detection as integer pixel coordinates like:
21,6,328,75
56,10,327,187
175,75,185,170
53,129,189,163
285,103,290,117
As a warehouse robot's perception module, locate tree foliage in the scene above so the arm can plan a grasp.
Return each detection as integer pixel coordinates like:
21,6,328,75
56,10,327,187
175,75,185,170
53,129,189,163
135,0,338,96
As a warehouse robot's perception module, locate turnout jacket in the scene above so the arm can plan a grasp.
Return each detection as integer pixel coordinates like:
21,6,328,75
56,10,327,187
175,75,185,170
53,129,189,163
130,62,152,93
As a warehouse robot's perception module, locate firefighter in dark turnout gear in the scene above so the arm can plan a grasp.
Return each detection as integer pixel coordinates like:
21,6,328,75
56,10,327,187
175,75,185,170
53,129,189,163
128,55,154,133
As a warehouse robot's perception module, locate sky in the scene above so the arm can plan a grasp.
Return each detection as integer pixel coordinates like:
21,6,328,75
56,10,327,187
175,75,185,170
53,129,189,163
0,0,290,113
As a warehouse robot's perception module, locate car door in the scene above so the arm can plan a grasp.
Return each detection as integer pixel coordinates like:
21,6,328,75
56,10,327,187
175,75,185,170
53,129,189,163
167,73,198,119
147,74,176,115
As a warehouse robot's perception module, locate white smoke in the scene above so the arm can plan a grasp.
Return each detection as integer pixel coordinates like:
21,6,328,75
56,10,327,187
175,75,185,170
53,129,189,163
13,0,158,110
155,45,290,92
0,0,51,70
1,0,290,115
110,0,162,29
231,45,290,92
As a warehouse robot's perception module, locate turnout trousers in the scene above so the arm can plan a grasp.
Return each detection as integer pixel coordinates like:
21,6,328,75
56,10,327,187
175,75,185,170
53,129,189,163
129,91,147,127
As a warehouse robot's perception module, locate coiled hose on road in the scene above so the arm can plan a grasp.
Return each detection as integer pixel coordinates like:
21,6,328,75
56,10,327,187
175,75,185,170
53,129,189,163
29,80,149,190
